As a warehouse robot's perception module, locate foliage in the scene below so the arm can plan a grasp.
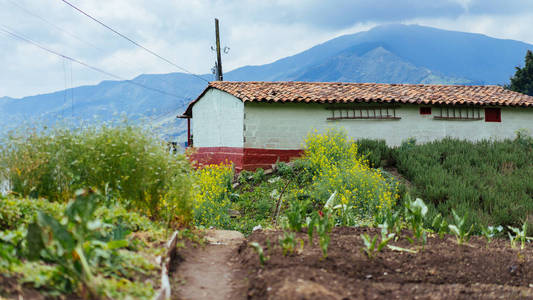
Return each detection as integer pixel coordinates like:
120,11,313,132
26,189,130,297
356,139,392,168
394,137,533,231
285,198,309,232
303,129,399,222
0,228,23,271
403,196,428,245
506,50,533,96
448,209,474,245
431,213,449,239
0,191,161,298
375,210,403,237
314,209,334,258
193,163,233,228
278,231,299,256
0,196,65,230
361,227,395,259
481,225,503,244
507,222,532,250
0,121,194,224
249,242,269,266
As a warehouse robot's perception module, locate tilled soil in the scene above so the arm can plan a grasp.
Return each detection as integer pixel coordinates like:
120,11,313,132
171,229,246,300
238,227,533,299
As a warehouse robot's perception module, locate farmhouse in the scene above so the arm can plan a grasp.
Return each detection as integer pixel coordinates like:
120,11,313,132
179,81,533,171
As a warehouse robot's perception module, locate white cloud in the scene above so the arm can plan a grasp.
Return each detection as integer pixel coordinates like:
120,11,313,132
0,0,532,97
406,13,533,44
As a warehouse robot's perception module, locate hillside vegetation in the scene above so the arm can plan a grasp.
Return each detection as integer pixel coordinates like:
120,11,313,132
358,134,533,231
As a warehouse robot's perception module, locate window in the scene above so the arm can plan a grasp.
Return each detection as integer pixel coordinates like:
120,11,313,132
327,106,401,120
420,107,432,115
485,108,501,122
434,107,482,120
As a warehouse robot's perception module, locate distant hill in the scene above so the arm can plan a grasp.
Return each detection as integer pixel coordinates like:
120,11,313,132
1,24,531,141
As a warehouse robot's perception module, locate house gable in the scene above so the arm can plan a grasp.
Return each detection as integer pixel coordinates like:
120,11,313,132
191,88,244,148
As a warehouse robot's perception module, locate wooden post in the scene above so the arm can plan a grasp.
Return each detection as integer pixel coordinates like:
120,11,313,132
215,18,223,81
187,118,192,147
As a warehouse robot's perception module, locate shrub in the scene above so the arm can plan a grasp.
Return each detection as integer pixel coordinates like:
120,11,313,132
0,122,193,225
0,196,65,231
303,129,399,220
394,137,533,230
193,163,233,228
356,139,392,168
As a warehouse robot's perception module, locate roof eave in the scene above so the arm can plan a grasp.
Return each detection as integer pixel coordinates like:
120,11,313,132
177,84,214,118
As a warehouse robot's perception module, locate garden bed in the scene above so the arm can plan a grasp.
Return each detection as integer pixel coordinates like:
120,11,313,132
239,227,533,299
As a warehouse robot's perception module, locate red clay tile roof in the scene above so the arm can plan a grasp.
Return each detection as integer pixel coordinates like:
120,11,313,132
180,81,533,117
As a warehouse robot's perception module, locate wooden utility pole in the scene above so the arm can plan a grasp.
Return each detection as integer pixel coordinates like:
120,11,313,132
215,18,223,81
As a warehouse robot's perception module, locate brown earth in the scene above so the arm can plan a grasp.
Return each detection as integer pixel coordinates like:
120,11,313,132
238,227,533,300
171,229,246,300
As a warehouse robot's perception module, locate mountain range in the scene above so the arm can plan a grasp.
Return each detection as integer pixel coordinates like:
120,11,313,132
1,24,531,141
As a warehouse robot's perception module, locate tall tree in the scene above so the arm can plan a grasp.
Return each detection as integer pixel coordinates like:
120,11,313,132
507,50,533,96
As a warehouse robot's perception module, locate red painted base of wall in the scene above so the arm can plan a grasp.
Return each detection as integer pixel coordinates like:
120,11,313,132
190,147,304,171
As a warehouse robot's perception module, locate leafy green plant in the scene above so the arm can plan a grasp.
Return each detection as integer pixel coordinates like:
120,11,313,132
26,189,129,297
315,209,334,258
361,227,395,259
448,209,474,245
285,199,308,232
508,222,532,249
252,168,266,184
481,225,503,244
275,161,294,177
249,242,269,266
305,215,316,245
0,229,22,270
377,210,403,237
431,213,449,239
278,231,297,256
404,197,428,245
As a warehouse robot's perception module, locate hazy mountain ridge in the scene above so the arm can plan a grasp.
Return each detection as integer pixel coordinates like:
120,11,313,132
1,24,531,141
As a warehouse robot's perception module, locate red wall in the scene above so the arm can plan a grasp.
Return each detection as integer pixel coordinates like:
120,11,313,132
191,147,303,171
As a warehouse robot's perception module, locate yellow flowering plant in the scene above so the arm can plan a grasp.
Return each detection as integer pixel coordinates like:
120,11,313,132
193,163,234,228
302,129,399,224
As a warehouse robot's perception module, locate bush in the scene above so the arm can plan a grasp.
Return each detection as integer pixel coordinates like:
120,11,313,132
0,196,65,231
0,122,193,225
394,137,533,231
356,139,392,168
302,129,399,221
193,163,233,228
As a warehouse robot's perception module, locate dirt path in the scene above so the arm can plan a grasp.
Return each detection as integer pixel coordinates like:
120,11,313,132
172,230,246,300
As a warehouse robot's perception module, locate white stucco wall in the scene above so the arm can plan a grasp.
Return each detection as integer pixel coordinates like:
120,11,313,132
244,103,533,149
192,89,244,147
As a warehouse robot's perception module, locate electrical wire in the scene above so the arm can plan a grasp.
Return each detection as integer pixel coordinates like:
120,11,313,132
0,25,191,103
3,0,198,113
60,0,209,83
5,0,105,54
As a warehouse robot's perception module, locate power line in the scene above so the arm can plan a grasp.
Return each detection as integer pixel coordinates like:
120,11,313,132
60,0,209,83
4,0,195,110
0,25,191,103
5,0,103,53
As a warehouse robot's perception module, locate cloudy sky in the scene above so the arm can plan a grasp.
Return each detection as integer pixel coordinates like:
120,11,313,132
1,0,533,98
